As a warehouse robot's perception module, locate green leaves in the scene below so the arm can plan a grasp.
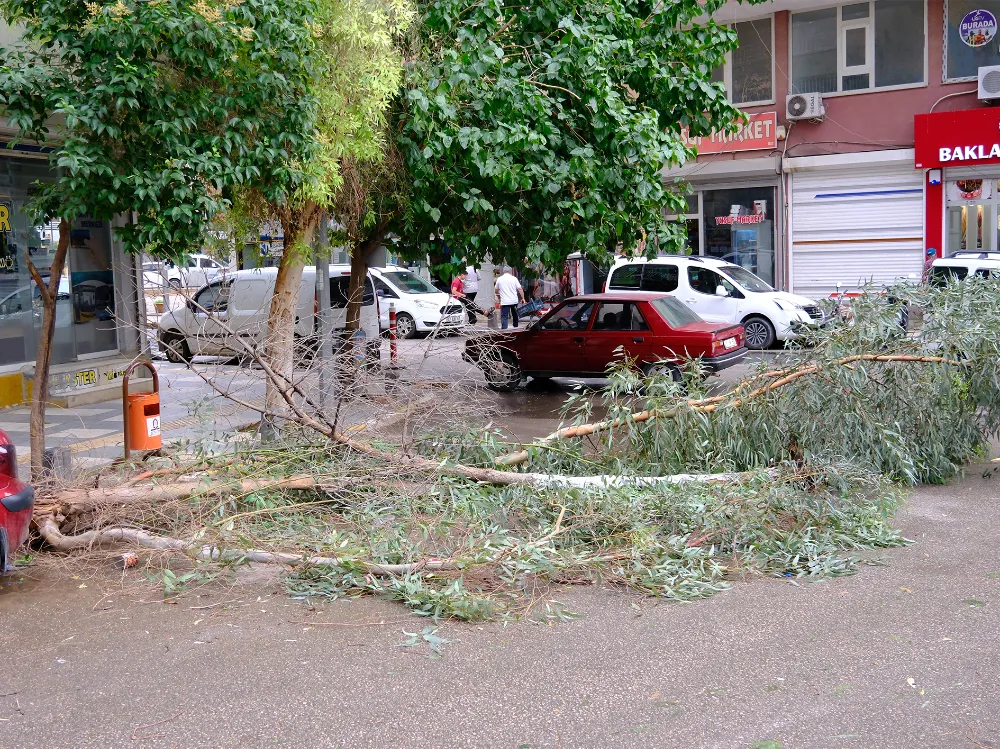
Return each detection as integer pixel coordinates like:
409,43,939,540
400,0,743,274
0,0,321,259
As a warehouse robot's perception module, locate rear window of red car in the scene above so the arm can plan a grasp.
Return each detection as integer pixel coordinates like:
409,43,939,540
650,297,702,328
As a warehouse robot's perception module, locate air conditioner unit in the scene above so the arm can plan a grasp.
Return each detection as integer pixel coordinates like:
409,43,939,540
785,92,825,121
978,65,1000,101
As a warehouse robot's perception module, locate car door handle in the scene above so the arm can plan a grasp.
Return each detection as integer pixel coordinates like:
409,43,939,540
632,337,644,343
572,336,585,343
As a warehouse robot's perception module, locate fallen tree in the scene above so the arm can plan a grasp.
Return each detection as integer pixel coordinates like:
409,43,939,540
26,279,1000,618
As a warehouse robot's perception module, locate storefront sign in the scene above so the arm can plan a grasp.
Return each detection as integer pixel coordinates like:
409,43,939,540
715,214,766,225
682,112,778,155
914,109,1000,168
960,9,998,47
73,369,97,388
0,203,10,232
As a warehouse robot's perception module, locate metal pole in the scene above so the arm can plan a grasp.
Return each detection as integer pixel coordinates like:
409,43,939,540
389,302,397,366
314,214,332,408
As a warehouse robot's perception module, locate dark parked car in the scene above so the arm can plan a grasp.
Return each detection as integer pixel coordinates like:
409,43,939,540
464,292,747,391
0,429,33,574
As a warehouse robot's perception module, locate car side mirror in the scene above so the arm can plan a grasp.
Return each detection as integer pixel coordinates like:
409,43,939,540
715,285,729,298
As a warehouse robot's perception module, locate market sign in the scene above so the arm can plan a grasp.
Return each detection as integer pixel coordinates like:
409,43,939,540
960,8,998,47
715,214,765,225
914,108,1000,169
681,112,778,156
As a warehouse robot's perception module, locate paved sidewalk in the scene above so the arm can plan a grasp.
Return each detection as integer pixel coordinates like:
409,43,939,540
0,361,264,468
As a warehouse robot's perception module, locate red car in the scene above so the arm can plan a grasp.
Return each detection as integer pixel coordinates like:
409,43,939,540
0,429,33,574
465,292,747,391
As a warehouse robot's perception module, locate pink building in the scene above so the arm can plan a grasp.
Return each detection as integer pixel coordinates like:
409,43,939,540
665,0,1000,298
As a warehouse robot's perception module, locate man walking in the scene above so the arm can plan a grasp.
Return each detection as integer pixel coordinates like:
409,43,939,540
495,266,525,329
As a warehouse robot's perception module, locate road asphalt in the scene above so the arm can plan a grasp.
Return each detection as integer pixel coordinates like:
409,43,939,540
1,465,998,748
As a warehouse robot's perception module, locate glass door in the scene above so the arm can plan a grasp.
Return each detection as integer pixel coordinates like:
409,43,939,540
945,178,1000,254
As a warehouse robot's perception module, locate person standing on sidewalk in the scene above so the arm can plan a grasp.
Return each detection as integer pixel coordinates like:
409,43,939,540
495,266,525,329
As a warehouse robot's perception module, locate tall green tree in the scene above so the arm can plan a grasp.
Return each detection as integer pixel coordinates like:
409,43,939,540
0,0,318,478
393,0,754,275
256,0,412,427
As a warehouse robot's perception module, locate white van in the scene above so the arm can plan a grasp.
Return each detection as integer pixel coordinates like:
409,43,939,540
156,265,380,362
369,266,466,338
606,255,822,349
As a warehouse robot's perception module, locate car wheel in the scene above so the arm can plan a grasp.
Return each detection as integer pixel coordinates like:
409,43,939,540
643,361,682,382
293,334,318,366
0,527,8,575
482,350,522,392
168,278,182,289
160,332,192,363
742,316,776,350
394,312,416,339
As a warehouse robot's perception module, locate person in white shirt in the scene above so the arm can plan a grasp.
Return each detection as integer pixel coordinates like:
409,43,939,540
494,267,526,329
462,266,479,296
455,265,491,323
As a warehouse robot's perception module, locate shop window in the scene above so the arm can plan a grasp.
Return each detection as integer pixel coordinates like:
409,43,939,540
711,17,774,105
945,0,1000,80
702,187,776,288
791,1,924,94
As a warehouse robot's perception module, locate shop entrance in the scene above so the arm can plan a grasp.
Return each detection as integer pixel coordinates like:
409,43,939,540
702,186,776,288
944,177,1000,253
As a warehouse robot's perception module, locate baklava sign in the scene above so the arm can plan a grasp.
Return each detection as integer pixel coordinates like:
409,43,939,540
914,109,1000,168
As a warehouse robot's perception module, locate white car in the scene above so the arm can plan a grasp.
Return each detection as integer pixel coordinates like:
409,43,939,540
156,265,380,362
605,255,822,349
144,254,228,289
369,266,466,338
929,251,1000,284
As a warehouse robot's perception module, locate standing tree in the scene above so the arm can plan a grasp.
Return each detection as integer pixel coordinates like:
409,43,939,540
0,0,319,479
254,0,412,427
339,0,752,281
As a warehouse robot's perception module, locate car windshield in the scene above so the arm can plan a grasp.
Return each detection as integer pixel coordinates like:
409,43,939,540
650,296,702,328
719,265,773,293
381,270,438,294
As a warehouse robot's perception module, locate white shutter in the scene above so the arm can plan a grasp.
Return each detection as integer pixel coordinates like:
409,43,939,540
790,165,923,298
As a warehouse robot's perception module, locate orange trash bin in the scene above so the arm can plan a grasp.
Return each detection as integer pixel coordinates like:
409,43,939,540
122,360,161,458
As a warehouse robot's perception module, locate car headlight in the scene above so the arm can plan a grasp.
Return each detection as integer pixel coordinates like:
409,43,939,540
414,299,437,310
774,301,804,312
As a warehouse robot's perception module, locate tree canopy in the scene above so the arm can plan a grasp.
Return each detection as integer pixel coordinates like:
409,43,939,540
0,0,320,255
397,0,752,273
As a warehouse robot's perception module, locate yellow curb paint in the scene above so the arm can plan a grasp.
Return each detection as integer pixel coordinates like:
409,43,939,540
0,372,24,409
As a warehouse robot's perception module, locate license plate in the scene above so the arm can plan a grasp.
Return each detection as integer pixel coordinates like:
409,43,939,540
444,315,463,325
723,337,737,350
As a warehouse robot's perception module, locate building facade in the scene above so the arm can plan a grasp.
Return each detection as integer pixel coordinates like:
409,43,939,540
0,145,144,407
667,0,1000,299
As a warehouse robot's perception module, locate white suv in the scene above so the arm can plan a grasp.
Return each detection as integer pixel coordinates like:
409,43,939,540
929,251,1000,284
605,256,822,349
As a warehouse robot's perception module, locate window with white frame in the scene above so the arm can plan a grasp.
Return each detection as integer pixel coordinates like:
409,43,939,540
945,0,1000,80
791,1,925,94
711,17,774,105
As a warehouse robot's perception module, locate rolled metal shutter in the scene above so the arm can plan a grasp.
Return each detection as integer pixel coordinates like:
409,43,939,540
790,164,923,298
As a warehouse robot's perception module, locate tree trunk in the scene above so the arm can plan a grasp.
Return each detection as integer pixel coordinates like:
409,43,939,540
261,205,319,435
27,218,71,484
345,223,389,332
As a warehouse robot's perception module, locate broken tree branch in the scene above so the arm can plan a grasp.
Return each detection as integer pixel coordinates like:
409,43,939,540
495,354,962,468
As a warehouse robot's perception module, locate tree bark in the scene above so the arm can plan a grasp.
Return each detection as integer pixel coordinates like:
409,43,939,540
345,222,389,332
27,218,71,484
261,204,319,436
